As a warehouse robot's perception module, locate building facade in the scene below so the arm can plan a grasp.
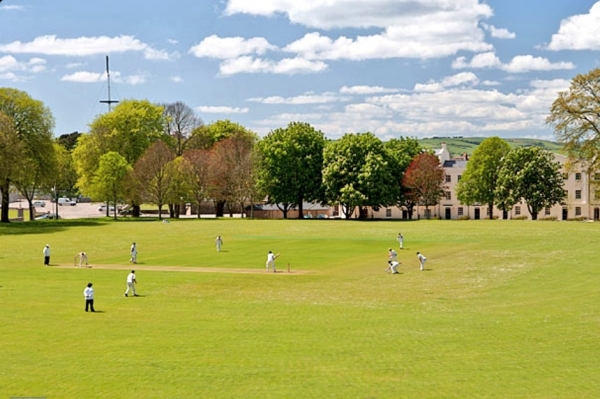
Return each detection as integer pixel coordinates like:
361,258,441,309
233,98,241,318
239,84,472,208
368,143,600,221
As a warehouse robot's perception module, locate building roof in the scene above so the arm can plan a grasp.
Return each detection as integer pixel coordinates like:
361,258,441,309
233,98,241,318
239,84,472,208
443,159,468,168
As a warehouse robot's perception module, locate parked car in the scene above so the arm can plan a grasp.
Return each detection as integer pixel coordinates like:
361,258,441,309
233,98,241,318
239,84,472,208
35,213,61,220
57,197,77,206
98,204,122,213
32,200,46,207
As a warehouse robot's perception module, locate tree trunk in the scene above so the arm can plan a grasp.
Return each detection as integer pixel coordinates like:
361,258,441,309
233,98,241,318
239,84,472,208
215,200,225,217
1,179,10,223
488,201,494,219
297,196,304,219
132,204,141,218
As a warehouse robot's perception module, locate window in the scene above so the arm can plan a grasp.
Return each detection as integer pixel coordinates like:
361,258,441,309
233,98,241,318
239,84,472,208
515,206,521,215
458,207,463,216
458,175,462,181
576,207,581,216
445,191,451,200
564,190,568,199
445,175,451,183
576,173,582,180
562,172,568,180
595,190,600,200
386,208,392,218
595,173,600,181
487,208,491,216
576,190,582,199
545,208,551,215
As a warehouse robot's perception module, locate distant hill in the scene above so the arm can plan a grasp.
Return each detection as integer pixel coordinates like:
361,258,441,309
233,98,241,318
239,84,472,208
418,137,564,156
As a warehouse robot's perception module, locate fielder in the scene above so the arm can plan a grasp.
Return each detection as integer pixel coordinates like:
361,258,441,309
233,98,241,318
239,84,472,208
130,242,137,264
125,270,138,297
386,260,400,274
416,252,427,271
388,248,398,262
397,232,404,249
215,236,223,252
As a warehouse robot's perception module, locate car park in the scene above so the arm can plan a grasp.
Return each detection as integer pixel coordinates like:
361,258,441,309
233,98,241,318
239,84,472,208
32,200,46,207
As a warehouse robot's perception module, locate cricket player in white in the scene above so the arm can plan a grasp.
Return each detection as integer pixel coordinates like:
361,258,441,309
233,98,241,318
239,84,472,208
78,252,89,267
266,251,277,272
388,248,398,262
215,236,223,252
130,242,137,264
416,252,426,271
387,260,400,274
397,233,404,249
125,270,138,297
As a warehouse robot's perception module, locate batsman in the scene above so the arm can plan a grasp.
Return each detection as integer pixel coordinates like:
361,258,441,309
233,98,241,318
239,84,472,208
266,250,280,273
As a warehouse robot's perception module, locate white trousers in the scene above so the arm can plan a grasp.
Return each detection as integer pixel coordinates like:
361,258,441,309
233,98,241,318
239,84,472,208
266,260,275,271
125,282,136,295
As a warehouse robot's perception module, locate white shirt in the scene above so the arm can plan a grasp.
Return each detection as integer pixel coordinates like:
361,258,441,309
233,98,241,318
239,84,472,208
127,273,136,283
130,245,137,255
417,254,427,262
390,261,400,268
43,247,50,256
83,287,94,300
267,253,275,262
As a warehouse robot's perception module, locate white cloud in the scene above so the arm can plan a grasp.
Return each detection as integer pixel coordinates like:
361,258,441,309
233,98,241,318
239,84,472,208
0,35,172,59
225,0,493,30
452,52,575,73
547,2,600,51
65,62,86,69
61,71,105,83
224,0,493,61
189,35,277,59
219,56,326,75
501,55,575,73
60,70,146,85
0,5,25,11
415,72,479,92
0,55,46,78
340,85,399,95
248,93,343,105
481,23,516,39
168,39,179,44
171,76,183,83
196,106,249,114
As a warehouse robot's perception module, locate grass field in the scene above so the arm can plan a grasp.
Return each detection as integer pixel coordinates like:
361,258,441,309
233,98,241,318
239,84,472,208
1,218,599,398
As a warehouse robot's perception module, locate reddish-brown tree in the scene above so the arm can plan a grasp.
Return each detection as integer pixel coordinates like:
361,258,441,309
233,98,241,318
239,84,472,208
402,153,445,219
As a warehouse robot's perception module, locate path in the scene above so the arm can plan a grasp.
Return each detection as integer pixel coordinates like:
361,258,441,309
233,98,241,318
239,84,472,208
54,263,311,275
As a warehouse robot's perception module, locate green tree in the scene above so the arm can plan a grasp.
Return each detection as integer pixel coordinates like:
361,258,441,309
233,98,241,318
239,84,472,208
322,133,397,219
384,137,422,214
257,122,326,219
456,136,511,219
402,152,445,218
183,149,212,218
90,152,132,219
56,132,81,151
188,119,254,151
0,88,55,222
0,112,25,216
54,142,79,198
547,68,600,166
73,99,165,217
495,147,565,220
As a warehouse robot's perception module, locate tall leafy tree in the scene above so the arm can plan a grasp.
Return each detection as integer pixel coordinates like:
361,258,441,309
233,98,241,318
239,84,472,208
322,133,397,219
132,141,176,220
547,68,600,166
73,99,165,217
91,152,132,219
384,137,422,214
183,149,212,218
402,152,445,218
0,88,55,222
188,119,253,151
456,136,511,219
163,101,203,156
495,147,565,220
257,122,326,219
0,112,25,216
208,132,257,217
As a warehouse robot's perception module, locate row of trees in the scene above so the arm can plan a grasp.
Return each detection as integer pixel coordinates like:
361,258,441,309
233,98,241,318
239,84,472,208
1,66,599,222
457,137,565,220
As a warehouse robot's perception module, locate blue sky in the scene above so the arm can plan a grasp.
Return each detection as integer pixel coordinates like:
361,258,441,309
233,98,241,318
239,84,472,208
1,0,599,141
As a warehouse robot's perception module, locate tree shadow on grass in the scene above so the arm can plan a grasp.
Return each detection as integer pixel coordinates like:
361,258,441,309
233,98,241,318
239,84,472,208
0,219,110,235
